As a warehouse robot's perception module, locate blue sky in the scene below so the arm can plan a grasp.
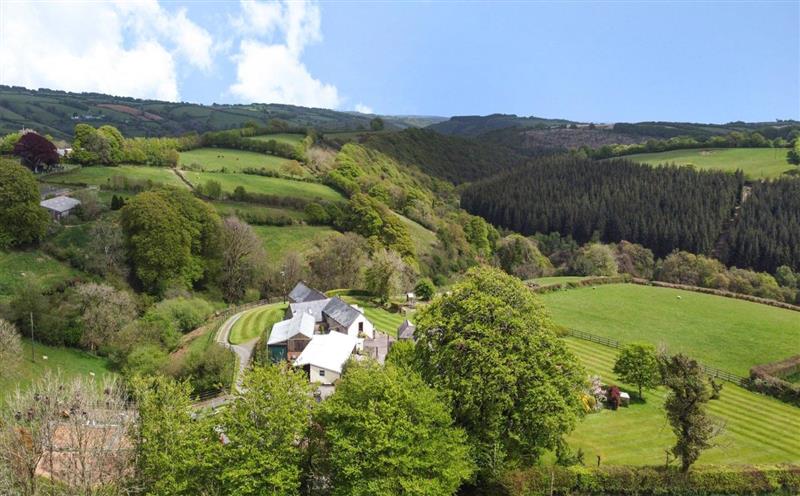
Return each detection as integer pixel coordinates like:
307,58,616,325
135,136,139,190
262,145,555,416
1,1,798,123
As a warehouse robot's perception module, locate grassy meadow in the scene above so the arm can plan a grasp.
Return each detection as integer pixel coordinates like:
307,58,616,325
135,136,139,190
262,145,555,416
229,303,287,345
0,251,82,304
246,133,306,146
179,147,304,175
211,200,307,221
565,338,800,465
42,165,187,189
1,339,115,398
252,225,337,263
183,171,343,202
540,284,800,376
397,214,438,258
626,147,794,180
530,276,590,285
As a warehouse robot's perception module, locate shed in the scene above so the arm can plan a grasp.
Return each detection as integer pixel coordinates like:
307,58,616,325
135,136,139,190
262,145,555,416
40,196,81,220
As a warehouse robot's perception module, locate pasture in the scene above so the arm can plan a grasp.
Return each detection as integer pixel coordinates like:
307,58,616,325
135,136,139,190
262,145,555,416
179,147,303,175
42,165,187,189
565,338,800,465
626,147,794,180
252,225,338,263
541,284,800,376
212,200,307,221
246,133,306,146
397,214,437,257
229,303,287,345
0,250,82,303
183,171,344,202
1,339,115,398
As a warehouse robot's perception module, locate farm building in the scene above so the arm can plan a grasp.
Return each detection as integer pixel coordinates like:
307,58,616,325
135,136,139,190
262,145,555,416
293,332,359,385
40,195,81,220
397,319,416,340
268,282,376,383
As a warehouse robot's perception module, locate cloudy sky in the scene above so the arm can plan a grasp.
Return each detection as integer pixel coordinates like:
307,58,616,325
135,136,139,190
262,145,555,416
0,0,797,122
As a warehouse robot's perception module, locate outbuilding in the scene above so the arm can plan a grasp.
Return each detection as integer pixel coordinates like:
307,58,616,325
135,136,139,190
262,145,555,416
40,195,81,220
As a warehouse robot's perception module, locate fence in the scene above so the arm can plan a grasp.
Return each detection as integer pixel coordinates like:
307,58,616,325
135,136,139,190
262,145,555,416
565,328,747,386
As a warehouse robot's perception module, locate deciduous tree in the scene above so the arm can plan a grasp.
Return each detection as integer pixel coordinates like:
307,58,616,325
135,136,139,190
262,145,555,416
311,360,473,496
12,132,59,172
414,266,585,479
613,343,660,399
219,216,267,302
0,159,49,248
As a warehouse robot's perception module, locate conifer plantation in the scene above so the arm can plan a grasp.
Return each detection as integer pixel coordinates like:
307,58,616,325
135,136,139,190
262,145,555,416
461,157,744,257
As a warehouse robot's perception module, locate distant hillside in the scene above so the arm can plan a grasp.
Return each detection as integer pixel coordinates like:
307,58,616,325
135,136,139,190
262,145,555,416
359,128,528,183
0,86,426,139
428,113,578,137
480,127,653,155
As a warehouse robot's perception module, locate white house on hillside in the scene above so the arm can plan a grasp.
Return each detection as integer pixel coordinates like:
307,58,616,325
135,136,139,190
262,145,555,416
268,282,375,383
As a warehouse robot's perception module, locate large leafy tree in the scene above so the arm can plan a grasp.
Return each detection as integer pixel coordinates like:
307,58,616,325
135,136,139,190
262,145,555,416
787,138,800,166
414,266,585,478
219,216,266,302
12,132,59,172
662,353,718,472
0,159,49,248
613,343,660,399
312,360,474,496
121,188,221,294
218,364,313,496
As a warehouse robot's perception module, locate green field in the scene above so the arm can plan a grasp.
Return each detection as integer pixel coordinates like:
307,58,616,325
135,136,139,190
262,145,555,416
626,147,794,180
229,303,287,345
183,171,343,202
340,295,413,336
42,165,187,189
246,133,306,146
212,200,307,221
541,284,800,376
397,214,438,257
0,250,82,303
1,340,115,398
252,225,337,263
180,147,301,174
565,338,800,465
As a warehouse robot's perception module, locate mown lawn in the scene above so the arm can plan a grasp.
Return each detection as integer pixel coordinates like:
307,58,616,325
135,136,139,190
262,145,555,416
541,284,800,376
626,147,794,180
179,147,302,174
565,338,800,465
339,295,413,337
42,165,187,189
252,225,337,263
183,171,343,202
246,133,306,146
0,250,83,303
229,303,287,345
1,340,115,399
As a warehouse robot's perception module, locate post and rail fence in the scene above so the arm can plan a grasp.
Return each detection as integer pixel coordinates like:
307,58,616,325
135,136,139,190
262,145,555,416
564,328,747,386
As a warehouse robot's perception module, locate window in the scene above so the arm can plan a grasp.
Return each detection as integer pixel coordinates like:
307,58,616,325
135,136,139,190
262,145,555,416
319,369,326,377
358,321,364,332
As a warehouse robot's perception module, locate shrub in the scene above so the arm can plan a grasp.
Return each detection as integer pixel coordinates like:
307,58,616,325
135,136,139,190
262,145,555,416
146,297,216,334
571,243,618,277
413,277,436,301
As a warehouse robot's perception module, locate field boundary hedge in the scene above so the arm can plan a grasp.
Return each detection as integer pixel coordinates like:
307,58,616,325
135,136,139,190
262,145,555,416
500,464,800,496
746,356,800,407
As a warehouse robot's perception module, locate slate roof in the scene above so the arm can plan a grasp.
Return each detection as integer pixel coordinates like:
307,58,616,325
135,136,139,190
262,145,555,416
268,311,315,345
289,299,330,322
293,332,358,374
397,319,416,340
322,297,362,328
40,196,81,213
288,282,327,303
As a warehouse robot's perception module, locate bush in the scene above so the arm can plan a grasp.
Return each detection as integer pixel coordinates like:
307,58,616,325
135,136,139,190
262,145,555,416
414,277,436,301
146,297,216,334
500,465,800,495
571,244,618,277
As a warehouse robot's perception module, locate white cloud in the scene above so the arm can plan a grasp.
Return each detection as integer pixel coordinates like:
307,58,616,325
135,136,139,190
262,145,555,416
228,0,340,108
354,103,374,114
0,1,213,101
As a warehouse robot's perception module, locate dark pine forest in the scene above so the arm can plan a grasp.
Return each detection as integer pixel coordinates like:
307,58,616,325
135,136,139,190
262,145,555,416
461,157,745,258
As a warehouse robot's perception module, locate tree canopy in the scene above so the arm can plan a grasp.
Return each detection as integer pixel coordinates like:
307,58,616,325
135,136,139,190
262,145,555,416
413,266,585,478
312,360,474,496
0,159,49,248
613,343,661,399
12,132,59,172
